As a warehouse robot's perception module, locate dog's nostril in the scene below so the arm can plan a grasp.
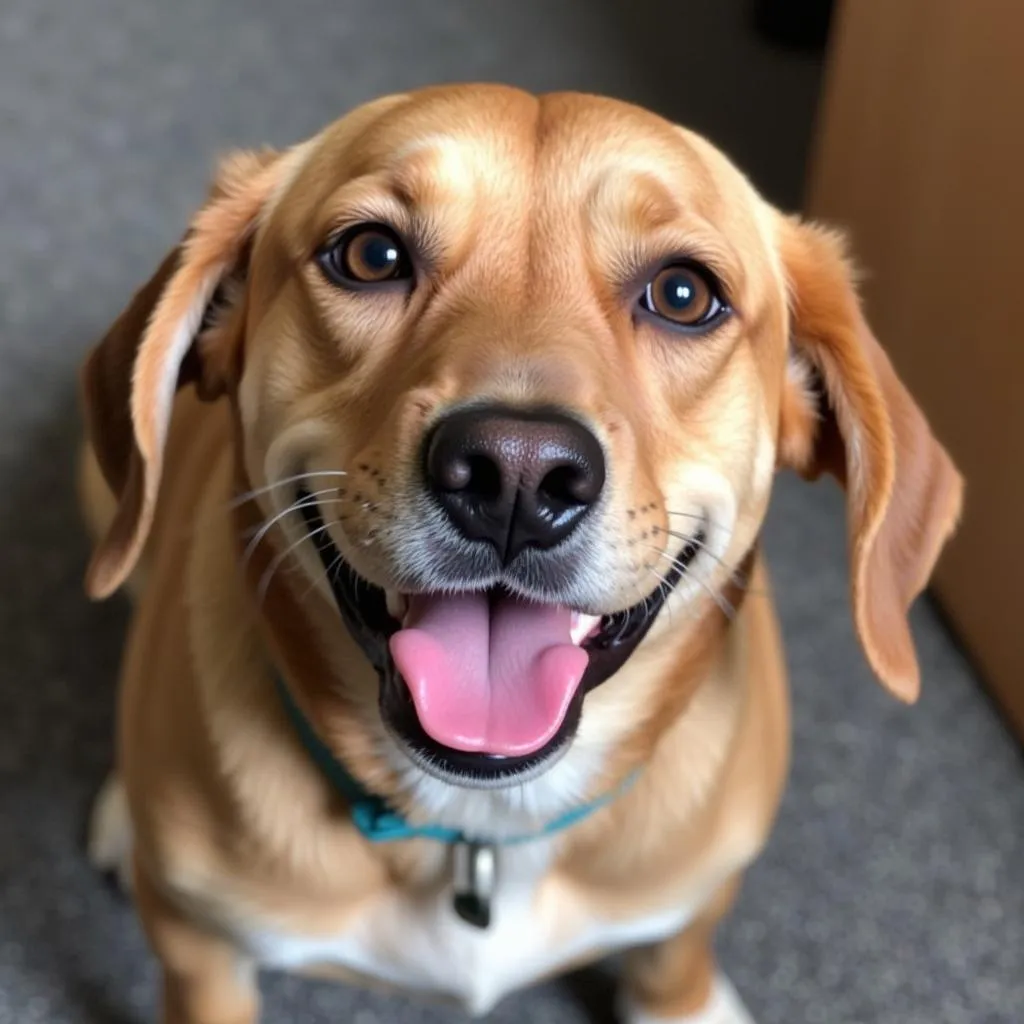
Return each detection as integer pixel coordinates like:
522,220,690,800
431,450,504,499
538,465,586,507
465,455,503,501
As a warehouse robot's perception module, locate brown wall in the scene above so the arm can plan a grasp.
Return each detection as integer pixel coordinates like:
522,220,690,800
806,0,1024,736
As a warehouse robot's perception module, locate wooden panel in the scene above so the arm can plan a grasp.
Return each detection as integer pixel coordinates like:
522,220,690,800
806,0,1024,736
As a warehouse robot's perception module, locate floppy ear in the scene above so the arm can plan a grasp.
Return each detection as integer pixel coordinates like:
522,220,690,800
776,216,964,703
82,149,285,600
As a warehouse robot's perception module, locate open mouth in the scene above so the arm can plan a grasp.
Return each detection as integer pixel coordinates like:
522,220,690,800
296,489,704,785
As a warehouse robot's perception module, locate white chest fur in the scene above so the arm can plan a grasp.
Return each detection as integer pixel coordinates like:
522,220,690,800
243,841,708,1017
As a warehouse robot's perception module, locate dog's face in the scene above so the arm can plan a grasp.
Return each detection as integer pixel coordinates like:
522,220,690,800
84,86,961,797
240,90,786,784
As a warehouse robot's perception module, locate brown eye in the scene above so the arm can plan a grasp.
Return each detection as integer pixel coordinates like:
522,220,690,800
319,224,413,287
640,263,725,329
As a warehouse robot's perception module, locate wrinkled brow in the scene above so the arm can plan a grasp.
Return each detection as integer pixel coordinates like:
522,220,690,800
386,136,482,210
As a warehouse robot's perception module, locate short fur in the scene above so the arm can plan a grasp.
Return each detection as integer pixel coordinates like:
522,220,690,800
80,86,962,1024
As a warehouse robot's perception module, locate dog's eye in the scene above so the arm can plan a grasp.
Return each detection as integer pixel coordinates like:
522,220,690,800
319,224,413,287
639,263,725,330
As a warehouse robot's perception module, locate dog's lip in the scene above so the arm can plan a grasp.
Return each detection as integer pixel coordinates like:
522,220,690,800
385,587,603,632
294,487,705,784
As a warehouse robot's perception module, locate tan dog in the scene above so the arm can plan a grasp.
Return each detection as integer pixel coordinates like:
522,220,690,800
80,85,962,1024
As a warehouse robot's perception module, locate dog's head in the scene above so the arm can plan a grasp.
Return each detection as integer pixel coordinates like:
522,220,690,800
83,86,961,798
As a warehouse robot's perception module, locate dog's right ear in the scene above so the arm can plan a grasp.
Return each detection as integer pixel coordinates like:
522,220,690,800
774,215,963,703
82,149,288,600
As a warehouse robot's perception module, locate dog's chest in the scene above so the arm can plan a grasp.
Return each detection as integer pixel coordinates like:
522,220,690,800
242,843,704,1016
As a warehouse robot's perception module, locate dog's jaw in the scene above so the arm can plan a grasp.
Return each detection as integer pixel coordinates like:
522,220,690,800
292,483,711,788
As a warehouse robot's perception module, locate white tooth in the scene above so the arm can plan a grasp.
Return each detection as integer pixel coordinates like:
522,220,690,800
385,590,407,621
570,613,602,646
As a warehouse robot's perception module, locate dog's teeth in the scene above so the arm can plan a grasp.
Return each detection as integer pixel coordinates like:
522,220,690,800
386,590,407,621
570,612,602,646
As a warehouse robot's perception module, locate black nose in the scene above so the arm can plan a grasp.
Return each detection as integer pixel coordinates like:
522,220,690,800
424,406,606,562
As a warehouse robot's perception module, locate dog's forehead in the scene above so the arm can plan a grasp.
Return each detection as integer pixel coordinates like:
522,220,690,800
299,88,764,223
267,87,783,303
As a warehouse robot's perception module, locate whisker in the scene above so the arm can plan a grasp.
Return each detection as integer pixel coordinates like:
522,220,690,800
647,545,736,619
644,564,676,631
663,527,741,579
637,591,653,636
257,522,333,605
663,511,730,540
642,555,671,632
297,549,344,605
621,608,640,641
239,495,351,543
661,530,768,596
242,487,344,566
228,470,348,509
701,576,735,619
624,570,655,638
613,609,631,643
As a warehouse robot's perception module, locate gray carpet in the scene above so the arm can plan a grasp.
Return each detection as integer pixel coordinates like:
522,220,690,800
1,1,1022,1022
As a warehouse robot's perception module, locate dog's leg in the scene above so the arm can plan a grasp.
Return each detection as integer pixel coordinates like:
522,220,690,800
133,859,259,1024
88,772,134,892
619,877,754,1024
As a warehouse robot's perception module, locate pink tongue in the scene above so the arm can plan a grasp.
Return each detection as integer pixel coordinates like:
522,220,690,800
388,592,590,757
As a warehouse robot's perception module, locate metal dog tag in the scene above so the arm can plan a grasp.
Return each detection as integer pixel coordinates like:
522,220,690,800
452,841,496,929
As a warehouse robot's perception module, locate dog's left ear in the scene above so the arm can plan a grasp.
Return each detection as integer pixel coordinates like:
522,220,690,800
82,148,286,600
775,215,964,703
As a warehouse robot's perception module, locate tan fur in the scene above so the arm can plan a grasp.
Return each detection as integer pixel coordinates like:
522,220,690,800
80,86,962,1023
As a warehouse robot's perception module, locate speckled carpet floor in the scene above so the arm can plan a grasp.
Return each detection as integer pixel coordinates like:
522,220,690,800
1,1,1022,1022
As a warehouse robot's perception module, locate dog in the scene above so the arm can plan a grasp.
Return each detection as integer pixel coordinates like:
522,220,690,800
80,84,962,1024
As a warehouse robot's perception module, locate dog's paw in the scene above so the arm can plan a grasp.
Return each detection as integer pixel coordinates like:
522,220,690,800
620,973,755,1024
87,772,134,892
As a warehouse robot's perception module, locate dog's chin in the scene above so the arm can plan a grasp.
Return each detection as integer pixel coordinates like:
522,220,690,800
295,490,704,790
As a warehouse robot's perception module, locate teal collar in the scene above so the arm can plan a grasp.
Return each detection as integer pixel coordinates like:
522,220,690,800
276,675,632,845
